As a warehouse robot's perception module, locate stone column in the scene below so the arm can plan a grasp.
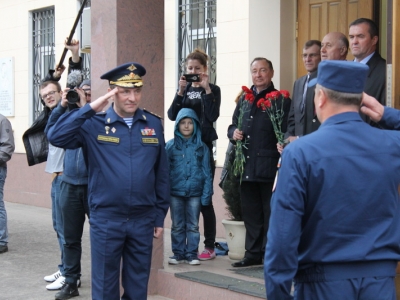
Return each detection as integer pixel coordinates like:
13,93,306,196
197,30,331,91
91,0,164,117
91,0,165,296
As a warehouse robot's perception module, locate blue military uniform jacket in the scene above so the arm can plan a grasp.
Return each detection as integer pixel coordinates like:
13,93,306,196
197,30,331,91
265,112,400,299
379,106,400,130
47,104,170,227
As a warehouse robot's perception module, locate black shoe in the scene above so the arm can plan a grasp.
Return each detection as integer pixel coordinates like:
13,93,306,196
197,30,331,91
55,283,79,300
0,245,8,254
231,257,262,268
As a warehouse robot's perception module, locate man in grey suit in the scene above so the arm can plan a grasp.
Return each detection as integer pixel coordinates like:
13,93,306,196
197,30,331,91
349,18,386,106
283,40,321,146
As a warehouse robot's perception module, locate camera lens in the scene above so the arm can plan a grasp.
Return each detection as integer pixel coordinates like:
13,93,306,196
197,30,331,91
66,90,80,104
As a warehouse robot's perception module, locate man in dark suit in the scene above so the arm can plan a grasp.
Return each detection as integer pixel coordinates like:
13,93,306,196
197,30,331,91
302,33,350,136
280,33,349,153
349,18,386,106
284,40,321,142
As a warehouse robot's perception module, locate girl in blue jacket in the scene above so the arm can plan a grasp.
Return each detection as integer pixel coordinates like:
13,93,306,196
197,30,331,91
166,108,213,265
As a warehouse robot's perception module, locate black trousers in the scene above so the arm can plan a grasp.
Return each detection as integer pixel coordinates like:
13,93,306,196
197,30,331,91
200,142,216,249
60,181,89,284
240,181,273,260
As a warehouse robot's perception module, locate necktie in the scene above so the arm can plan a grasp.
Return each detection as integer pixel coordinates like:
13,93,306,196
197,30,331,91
301,74,310,113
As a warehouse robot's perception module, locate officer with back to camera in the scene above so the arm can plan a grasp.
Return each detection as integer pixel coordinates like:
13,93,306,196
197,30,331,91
265,60,400,300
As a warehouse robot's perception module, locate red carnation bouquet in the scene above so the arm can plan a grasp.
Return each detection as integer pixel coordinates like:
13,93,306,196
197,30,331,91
232,86,254,183
257,90,290,144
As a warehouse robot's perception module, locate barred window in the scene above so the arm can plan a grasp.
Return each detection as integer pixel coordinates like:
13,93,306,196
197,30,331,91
32,7,55,119
178,0,217,158
79,0,91,80
178,0,217,84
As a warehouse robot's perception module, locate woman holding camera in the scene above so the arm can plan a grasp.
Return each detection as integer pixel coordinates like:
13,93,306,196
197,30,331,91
167,48,221,261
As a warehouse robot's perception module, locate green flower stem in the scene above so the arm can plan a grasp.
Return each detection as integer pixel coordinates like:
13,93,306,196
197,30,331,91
232,99,251,183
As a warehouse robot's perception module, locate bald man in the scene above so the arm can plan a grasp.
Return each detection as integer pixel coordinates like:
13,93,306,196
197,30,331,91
321,32,349,61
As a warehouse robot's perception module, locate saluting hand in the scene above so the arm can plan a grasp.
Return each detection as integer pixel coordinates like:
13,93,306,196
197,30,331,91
360,93,384,122
90,88,118,113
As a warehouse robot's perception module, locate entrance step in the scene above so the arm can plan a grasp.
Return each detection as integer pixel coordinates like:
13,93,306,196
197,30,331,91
158,228,267,299
157,268,266,300
176,270,266,298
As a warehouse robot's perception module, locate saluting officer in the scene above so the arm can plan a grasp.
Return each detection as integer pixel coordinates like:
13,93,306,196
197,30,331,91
47,62,170,300
265,60,400,300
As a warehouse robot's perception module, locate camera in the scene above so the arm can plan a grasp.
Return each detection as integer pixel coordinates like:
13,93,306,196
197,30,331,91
66,88,80,104
66,70,83,104
183,74,201,82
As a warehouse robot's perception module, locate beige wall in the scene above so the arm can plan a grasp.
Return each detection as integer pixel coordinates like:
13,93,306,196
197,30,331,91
164,0,179,147
1,0,298,161
0,1,79,154
1,0,298,166
164,0,297,166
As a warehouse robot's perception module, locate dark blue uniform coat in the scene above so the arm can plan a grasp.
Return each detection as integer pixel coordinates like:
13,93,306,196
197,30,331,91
48,104,170,300
265,112,400,300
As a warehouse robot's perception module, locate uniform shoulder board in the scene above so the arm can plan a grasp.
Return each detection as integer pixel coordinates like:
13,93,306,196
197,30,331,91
143,108,163,119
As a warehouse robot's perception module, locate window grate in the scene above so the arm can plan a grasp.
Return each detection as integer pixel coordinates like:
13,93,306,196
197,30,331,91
178,0,217,158
178,0,217,84
32,7,55,120
80,0,91,80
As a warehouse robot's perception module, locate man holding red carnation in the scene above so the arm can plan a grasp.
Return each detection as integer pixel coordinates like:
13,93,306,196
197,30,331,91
227,57,291,267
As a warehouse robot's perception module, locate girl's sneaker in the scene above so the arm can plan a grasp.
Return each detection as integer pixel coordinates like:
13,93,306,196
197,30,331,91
186,256,201,265
198,248,216,260
168,255,185,265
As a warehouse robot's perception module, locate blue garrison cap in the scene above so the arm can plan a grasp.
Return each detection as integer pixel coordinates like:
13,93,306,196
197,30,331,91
100,62,146,88
308,60,369,93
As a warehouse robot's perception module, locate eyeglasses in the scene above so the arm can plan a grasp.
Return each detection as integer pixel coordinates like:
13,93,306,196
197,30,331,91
82,88,91,97
41,90,58,100
302,53,320,59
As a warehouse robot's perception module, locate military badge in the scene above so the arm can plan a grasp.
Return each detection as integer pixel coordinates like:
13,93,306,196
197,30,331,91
141,127,156,136
97,135,120,144
142,138,158,144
